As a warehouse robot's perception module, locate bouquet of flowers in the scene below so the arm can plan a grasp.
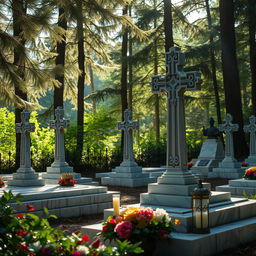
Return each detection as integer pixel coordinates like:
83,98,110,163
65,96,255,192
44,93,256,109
0,176,5,188
241,161,248,167
244,167,256,179
99,206,178,243
58,173,77,186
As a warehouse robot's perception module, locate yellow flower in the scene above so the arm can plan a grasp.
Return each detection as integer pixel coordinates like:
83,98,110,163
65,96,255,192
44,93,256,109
175,219,181,225
121,207,140,222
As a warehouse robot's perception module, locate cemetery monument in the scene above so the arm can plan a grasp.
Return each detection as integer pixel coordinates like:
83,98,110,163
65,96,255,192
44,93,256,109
101,109,155,187
8,110,45,187
191,117,224,177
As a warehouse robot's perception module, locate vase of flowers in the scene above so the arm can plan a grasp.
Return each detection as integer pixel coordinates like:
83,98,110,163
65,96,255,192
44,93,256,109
58,173,76,186
99,206,179,256
244,167,256,180
0,176,5,188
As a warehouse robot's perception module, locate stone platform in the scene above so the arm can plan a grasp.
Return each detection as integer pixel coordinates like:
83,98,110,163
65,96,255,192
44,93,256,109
82,216,256,256
0,184,116,218
216,179,256,197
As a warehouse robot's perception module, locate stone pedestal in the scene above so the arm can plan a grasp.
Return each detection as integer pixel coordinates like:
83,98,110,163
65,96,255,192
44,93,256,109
216,178,256,196
191,139,224,177
101,160,156,187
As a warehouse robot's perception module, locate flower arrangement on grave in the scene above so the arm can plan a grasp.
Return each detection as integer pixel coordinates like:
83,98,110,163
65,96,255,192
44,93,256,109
241,161,248,167
0,191,142,256
0,176,5,188
187,161,194,169
98,206,179,255
243,167,256,180
58,173,77,186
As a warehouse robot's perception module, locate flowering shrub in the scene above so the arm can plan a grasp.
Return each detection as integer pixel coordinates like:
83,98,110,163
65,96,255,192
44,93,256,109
99,206,177,243
58,173,77,186
0,191,142,255
244,167,256,179
0,176,5,188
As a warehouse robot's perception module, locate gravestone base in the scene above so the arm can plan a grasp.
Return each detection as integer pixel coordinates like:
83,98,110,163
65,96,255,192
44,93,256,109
216,178,256,196
191,139,224,177
209,168,244,179
0,184,115,217
101,161,156,187
8,167,45,187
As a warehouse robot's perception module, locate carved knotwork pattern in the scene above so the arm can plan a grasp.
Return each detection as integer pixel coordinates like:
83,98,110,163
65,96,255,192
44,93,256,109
169,156,179,167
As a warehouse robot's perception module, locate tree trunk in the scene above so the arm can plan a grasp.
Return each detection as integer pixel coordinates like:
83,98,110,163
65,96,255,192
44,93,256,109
54,7,67,112
248,0,256,115
205,0,222,125
12,0,27,168
219,0,248,159
128,6,133,111
76,0,85,162
120,5,129,152
89,64,96,113
154,0,160,144
163,0,174,51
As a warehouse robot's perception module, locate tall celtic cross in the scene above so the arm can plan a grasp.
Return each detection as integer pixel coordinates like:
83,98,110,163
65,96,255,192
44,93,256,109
219,114,238,158
15,110,35,168
50,107,70,164
118,109,138,163
244,115,256,157
151,47,201,170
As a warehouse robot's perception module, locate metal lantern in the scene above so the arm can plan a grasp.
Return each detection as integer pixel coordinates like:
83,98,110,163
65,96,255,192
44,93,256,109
192,179,210,234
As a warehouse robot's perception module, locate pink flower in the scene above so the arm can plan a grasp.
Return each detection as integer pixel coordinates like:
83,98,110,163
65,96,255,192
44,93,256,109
72,252,82,256
108,218,116,225
114,221,133,239
136,207,154,223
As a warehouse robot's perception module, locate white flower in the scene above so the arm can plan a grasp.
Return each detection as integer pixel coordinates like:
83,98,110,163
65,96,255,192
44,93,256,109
98,245,106,251
77,245,90,255
29,241,42,252
154,208,171,222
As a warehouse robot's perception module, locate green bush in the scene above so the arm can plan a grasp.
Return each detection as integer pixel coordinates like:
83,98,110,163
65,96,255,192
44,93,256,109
0,191,142,256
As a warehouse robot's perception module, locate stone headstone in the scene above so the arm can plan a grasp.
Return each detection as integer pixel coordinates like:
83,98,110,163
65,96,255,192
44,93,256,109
8,110,45,187
191,118,224,177
141,47,202,208
209,114,243,178
244,115,256,166
42,107,93,184
101,109,155,187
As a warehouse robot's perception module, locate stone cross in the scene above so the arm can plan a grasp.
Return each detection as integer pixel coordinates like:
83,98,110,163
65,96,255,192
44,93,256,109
151,47,201,170
50,107,70,165
118,109,138,162
15,110,35,169
219,114,238,158
244,115,256,158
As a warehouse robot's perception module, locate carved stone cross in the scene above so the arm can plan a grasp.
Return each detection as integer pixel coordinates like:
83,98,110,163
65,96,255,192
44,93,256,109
118,109,138,163
151,47,201,170
219,114,238,158
15,110,35,168
50,107,70,165
244,115,256,158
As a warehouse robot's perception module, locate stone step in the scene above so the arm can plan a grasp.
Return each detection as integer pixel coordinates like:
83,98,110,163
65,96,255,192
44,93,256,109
1,185,116,218
101,177,156,187
216,184,256,197
140,191,230,209
81,216,256,256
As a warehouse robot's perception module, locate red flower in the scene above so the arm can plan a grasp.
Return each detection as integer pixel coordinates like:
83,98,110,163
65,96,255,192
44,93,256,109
19,243,28,251
114,221,133,239
187,162,194,168
82,234,90,243
108,218,116,225
16,230,29,237
91,238,102,248
25,204,35,211
241,161,248,167
40,248,51,255
102,225,108,233
16,214,24,219
72,252,82,256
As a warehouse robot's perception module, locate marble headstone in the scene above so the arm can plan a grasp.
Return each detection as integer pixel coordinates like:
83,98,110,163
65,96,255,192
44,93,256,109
8,110,45,186
191,118,224,177
209,114,243,178
101,109,155,187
